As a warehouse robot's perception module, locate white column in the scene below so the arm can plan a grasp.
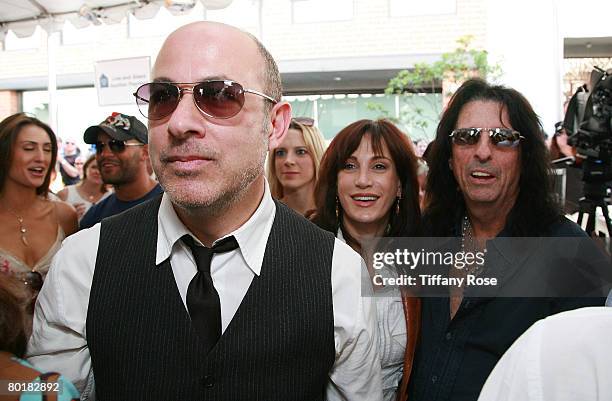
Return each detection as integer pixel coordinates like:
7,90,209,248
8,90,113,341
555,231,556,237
47,30,60,133
486,0,563,136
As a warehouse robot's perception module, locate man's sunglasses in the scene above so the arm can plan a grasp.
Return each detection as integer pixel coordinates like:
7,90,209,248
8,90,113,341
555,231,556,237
25,271,43,292
134,80,277,120
292,117,315,126
95,140,144,154
450,127,525,148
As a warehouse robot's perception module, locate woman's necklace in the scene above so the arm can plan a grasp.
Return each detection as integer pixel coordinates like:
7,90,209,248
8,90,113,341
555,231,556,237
78,183,99,203
3,205,29,247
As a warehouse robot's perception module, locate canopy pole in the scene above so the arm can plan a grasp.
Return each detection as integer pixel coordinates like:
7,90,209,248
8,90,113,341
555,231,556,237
47,30,59,133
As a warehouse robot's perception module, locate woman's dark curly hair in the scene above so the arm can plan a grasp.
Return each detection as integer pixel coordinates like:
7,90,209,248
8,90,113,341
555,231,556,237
424,78,561,236
313,119,421,250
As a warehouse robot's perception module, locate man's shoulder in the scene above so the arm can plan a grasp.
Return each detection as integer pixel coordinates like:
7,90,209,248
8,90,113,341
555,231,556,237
80,194,118,229
101,194,163,229
95,192,118,208
274,202,363,268
148,183,164,196
274,201,335,240
55,223,102,268
138,183,163,203
544,215,588,237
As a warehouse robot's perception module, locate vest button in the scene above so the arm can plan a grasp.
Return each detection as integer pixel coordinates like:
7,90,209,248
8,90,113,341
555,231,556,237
201,375,215,388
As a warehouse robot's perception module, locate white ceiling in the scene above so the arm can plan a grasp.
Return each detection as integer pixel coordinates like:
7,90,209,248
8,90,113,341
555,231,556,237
0,0,231,37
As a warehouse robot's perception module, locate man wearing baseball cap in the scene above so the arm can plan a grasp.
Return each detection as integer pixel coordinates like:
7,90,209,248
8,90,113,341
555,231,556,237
79,112,162,229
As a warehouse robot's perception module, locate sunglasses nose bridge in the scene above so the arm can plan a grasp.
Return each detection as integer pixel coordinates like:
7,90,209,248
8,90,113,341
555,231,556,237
175,85,207,116
176,86,194,105
96,141,125,155
178,86,194,96
473,132,495,160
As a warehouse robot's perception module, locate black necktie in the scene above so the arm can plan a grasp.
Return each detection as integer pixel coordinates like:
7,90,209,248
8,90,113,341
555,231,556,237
182,234,239,352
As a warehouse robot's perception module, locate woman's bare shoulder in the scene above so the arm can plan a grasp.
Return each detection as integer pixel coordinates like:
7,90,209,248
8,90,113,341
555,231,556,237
53,200,78,236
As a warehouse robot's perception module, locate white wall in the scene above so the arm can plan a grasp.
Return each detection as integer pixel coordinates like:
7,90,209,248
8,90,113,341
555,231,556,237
487,0,612,135
23,87,143,151
486,0,563,135
558,0,612,38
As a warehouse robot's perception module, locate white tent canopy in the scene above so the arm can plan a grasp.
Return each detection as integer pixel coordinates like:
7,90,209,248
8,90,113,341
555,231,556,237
0,0,232,130
0,0,233,39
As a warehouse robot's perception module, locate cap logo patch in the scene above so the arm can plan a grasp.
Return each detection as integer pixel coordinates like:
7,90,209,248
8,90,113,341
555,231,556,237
102,112,131,131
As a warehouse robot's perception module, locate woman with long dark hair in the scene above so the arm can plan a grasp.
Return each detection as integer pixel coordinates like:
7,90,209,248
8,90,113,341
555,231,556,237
0,113,77,329
0,275,80,400
313,119,421,401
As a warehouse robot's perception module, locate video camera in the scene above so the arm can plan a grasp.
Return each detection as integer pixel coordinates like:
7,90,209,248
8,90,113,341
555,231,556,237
564,67,612,187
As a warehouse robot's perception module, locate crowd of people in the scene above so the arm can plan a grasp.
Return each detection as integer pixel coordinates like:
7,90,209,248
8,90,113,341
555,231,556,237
0,20,610,401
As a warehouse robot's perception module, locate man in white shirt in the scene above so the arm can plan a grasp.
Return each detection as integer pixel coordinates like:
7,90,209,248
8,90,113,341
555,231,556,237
477,307,612,401
28,21,382,401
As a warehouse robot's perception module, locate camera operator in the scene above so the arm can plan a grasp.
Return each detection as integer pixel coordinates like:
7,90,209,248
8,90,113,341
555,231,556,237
563,67,612,236
549,121,582,214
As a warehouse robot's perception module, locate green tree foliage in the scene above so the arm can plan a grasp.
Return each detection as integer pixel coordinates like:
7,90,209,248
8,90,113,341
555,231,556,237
367,36,501,140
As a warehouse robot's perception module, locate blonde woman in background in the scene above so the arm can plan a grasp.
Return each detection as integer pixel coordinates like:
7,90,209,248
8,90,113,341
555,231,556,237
267,117,326,217
58,154,111,220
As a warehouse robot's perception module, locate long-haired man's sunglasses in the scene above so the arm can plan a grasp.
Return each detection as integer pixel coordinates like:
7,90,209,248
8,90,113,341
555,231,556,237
450,127,525,148
95,139,144,154
134,80,278,120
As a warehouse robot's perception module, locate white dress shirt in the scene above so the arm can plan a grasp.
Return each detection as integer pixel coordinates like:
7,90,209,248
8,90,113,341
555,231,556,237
28,182,383,401
478,307,612,401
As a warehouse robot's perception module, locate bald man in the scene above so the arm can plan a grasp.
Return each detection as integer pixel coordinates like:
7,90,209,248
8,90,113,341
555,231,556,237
28,22,382,401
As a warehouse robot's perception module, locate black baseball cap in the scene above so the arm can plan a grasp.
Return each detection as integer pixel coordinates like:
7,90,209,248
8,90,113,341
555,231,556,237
84,112,148,144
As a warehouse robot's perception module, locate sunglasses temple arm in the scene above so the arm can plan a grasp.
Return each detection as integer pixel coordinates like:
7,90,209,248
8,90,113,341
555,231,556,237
245,89,277,104
133,93,150,104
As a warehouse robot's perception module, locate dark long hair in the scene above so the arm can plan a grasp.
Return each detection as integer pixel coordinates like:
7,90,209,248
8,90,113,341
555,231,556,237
0,113,58,197
314,119,421,248
424,78,561,236
0,276,28,358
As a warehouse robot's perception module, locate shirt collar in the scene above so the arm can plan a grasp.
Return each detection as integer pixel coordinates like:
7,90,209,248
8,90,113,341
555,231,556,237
156,180,276,276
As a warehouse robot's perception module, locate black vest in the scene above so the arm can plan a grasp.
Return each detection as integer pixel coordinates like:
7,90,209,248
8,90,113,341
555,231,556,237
87,196,336,401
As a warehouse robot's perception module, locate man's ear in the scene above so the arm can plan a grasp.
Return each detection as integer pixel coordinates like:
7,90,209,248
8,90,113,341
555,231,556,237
141,144,149,162
268,101,292,151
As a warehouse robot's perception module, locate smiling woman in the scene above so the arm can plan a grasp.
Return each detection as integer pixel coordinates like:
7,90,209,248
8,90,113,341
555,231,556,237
0,113,78,335
314,119,421,245
267,118,326,216
313,118,421,401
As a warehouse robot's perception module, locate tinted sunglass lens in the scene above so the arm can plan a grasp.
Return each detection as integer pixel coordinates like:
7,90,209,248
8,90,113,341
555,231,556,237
25,271,43,291
108,140,126,152
136,83,180,120
195,81,245,119
452,129,479,145
492,130,521,147
95,141,126,153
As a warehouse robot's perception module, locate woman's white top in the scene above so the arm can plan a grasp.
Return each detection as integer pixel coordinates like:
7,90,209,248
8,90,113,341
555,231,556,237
337,229,407,401
63,185,110,219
